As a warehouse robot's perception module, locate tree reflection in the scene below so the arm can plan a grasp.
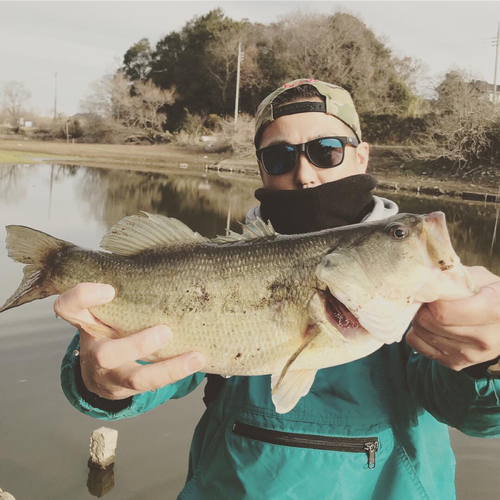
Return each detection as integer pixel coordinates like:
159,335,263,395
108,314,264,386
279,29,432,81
76,167,260,238
50,164,80,181
0,165,28,202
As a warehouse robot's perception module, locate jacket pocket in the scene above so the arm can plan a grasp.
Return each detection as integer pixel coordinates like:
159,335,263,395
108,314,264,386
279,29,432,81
179,416,430,500
233,420,379,470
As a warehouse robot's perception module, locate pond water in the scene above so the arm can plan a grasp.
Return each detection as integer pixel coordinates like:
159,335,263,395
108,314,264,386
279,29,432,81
0,163,499,500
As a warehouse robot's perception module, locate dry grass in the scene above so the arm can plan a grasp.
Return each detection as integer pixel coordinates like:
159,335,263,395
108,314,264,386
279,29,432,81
171,113,254,155
0,138,231,170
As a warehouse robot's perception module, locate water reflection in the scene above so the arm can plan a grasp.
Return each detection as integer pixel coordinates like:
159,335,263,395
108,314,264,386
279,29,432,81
0,165,28,202
73,166,261,238
87,461,115,498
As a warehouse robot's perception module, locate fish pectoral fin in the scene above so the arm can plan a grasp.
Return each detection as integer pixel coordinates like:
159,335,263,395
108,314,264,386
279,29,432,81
79,320,116,340
273,325,320,391
270,326,320,413
271,369,318,414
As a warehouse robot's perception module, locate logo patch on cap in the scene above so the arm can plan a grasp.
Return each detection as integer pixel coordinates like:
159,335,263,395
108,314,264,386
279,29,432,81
283,79,319,89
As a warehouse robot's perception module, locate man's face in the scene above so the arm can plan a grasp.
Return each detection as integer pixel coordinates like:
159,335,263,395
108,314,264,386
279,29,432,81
257,100,370,191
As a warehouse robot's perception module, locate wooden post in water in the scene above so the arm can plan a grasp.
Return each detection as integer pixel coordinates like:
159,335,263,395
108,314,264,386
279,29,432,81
0,488,16,500
89,427,118,469
226,205,231,236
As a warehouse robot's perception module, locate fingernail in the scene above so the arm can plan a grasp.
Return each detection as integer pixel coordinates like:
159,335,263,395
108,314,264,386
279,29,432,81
98,284,115,300
185,353,205,373
153,325,172,345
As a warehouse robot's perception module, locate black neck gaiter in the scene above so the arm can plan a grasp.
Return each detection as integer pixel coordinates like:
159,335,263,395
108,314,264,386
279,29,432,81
254,174,378,235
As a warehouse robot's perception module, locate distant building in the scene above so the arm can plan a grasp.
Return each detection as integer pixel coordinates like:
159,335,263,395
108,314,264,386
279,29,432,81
470,80,500,103
70,112,94,127
18,117,35,128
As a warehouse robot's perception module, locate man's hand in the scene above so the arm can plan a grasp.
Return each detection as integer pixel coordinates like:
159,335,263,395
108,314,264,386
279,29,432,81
406,266,500,371
55,283,206,400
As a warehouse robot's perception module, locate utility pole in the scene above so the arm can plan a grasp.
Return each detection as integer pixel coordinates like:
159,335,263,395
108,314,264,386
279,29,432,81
54,71,58,120
234,41,242,123
494,23,500,104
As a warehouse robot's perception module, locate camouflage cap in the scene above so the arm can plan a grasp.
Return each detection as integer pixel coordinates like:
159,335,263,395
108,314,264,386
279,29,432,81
254,78,362,146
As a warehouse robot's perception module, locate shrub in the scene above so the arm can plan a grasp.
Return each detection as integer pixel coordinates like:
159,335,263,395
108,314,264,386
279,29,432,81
209,113,254,154
360,114,427,145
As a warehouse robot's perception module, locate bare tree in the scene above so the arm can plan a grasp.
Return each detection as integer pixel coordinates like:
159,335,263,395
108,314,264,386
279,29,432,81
418,69,500,168
125,79,176,142
80,72,176,143
204,28,241,108
256,12,414,115
393,56,428,93
1,81,31,126
80,72,130,120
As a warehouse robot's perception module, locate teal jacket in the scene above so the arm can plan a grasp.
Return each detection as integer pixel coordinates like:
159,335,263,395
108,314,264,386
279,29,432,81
61,331,500,500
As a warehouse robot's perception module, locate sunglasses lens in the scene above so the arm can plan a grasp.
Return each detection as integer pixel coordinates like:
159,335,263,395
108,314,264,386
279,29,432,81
308,138,343,168
262,145,297,175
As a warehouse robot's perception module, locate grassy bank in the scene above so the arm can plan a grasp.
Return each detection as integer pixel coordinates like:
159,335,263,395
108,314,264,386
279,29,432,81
0,138,499,199
0,138,228,173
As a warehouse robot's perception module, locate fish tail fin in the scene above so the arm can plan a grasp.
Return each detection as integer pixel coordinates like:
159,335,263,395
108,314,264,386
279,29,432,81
0,226,74,313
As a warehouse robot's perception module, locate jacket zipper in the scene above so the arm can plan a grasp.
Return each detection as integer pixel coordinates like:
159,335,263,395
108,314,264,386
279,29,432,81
232,421,379,469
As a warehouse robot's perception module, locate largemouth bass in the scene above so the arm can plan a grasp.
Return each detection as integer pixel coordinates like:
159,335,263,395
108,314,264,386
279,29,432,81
0,212,477,413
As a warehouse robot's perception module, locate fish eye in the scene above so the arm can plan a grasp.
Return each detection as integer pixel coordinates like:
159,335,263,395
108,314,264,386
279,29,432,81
389,225,409,240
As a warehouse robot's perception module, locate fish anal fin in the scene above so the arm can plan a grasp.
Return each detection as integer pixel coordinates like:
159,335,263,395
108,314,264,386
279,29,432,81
271,369,318,414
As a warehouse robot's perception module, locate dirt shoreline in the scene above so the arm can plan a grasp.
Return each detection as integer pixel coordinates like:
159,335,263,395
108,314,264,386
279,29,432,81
0,138,498,202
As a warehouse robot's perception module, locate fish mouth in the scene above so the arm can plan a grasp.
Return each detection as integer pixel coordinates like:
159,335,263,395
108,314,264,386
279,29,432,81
320,286,363,337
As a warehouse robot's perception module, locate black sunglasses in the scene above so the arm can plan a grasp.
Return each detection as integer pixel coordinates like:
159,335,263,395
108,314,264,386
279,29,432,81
256,136,359,176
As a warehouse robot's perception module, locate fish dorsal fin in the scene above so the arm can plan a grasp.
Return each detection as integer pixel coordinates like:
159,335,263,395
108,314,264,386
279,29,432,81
100,212,207,256
213,217,276,244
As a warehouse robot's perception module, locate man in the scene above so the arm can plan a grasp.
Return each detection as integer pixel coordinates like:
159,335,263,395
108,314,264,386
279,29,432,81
60,79,500,499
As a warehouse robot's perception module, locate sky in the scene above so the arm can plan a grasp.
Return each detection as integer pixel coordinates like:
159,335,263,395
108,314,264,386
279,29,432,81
1,1,500,117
